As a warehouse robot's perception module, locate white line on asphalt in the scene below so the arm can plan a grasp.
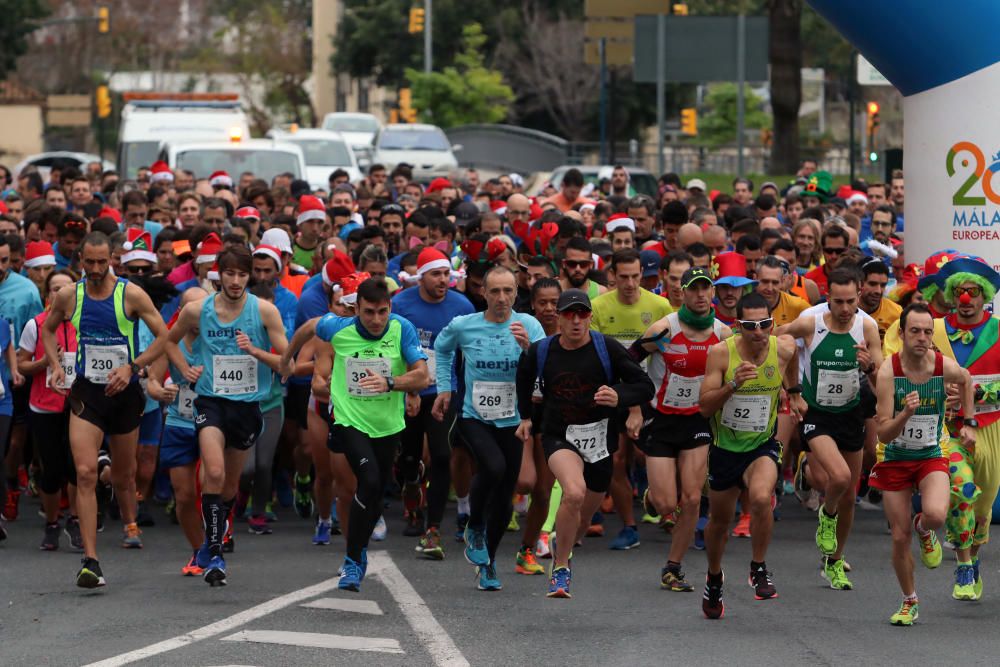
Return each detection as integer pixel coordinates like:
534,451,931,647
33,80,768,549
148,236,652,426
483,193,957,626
301,597,384,615
370,551,470,667
79,571,370,667
221,630,403,653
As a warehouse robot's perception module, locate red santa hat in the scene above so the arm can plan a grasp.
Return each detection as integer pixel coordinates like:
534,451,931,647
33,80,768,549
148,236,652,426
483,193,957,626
97,205,122,223
416,247,451,276
426,177,453,194
297,195,326,225
846,191,868,206
121,229,156,265
605,213,635,233
322,249,356,287
207,262,220,282
209,171,233,189
235,206,261,221
252,244,282,270
337,271,371,305
24,241,56,268
150,161,173,183
196,232,223,265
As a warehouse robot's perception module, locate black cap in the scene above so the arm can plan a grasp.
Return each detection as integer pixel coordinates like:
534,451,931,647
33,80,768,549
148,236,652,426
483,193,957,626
453,201,480,226
290,179,311,198
681,266,713,289
557,288,592,312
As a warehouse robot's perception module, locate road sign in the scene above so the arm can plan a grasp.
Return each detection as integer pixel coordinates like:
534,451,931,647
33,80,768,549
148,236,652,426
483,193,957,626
584,0,670,66
633,15,768,83
584,41,632,66
584,0,669,18
46,94,92,127
856,54,891,87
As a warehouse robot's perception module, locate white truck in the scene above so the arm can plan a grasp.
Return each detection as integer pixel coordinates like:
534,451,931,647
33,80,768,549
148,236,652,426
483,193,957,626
157,139,307,185
117,93,250,179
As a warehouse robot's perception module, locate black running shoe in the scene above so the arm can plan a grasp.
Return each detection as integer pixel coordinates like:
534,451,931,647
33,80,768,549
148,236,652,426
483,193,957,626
40,522,60,551
702,572,725,619
749,563,777,600
77,558,106,588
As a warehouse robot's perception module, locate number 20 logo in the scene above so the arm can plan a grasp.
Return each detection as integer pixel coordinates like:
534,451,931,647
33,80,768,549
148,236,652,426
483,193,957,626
946,141,1000,205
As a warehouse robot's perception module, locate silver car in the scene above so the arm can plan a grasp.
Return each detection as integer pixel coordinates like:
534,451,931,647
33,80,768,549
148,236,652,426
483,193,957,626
371,124,461,184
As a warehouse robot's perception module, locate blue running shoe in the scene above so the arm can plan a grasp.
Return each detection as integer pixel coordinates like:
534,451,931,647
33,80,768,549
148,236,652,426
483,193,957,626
274,471,293,508
204,555,227,587
477,562,502,591
464,527,489,566
195,541,212,569
455,512,469,542
313,518,332,545
693,516,708,551
610,526,641,550
547,566,572,598
339,556,363,592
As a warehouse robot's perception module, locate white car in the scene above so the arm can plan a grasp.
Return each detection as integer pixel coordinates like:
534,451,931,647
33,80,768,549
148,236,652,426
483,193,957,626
321,112,380,164
266,128,362,192
158,139,306,185
13,152,115,180
371,124,461,183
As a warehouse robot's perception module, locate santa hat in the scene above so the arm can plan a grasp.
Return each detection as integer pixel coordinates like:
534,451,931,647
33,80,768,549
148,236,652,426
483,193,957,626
196,232,223,265
712,252,757,288
207,262,220,282
322,249,356,287
579,203,596,213
337,272,371,306
605,213,635,234
426,178,453,194
846,191,868,206
150,161,173,183
24,241,56,268
121,229,156,265
261,228,292,255
209,171,233,189
416,247,451,277
0,201,6,216
252,244,282,270
97,205,122,223
297,195,326,225
235,206,261,221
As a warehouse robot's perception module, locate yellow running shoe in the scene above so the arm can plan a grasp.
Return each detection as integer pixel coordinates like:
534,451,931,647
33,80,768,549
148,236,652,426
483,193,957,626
913,514,942,569
515,546,545,575
890,598,919,626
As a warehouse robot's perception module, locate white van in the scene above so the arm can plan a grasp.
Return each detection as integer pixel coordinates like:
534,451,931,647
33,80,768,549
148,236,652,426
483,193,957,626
157,139,307,185
117,93,250,178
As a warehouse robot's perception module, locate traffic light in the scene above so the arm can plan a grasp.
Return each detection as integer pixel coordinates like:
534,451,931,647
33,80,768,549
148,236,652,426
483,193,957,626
408,7,425,34
680,107,697,136
399,88,417,123
96,85,112,119
97,5,110,34
672,4,689,15
869,151,879,163
866,101,880,135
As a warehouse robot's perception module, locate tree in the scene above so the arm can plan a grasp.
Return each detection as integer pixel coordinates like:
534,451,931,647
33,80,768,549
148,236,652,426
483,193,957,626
0,0,48,80
768,0,802,173
406,24,513,127
698,83,771,147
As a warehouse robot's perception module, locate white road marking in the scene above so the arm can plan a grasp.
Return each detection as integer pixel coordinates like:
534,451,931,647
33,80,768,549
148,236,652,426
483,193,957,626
369,552,470,667
222,630,403,653
301,597,384,615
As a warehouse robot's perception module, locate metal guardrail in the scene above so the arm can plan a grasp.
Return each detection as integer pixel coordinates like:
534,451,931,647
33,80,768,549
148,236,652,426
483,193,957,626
444,124,569,174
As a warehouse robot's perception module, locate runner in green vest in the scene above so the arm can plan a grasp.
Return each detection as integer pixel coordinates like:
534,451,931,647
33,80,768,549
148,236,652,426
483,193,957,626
778,268,883,590
698,292,798,618
559,237,606,302
871,302,977,625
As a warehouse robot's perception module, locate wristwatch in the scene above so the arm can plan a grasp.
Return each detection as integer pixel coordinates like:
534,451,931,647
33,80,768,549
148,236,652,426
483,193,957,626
386,375,396,392
966,418,980,428
130,362,141,376
728,379,739,391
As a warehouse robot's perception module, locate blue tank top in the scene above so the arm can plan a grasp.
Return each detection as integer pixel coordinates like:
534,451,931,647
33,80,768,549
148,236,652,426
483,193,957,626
165,338,198,429
194,293,271,403
70,278,138,384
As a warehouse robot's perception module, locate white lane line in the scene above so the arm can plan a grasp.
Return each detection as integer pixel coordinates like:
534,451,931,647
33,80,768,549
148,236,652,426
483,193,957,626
222,630,403,653
369,551,469,667
301,597,384,615
80,571,367,667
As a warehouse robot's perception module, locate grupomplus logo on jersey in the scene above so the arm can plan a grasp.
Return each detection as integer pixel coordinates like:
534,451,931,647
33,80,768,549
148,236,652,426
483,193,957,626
946,141,1000,242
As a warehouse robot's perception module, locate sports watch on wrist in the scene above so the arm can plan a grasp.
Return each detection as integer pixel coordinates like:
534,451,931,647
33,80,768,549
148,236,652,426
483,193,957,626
966,418,980,428
386,375,395,392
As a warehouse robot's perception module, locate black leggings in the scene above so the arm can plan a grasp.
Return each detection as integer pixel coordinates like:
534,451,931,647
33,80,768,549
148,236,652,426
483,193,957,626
399,394,455,528
336,423,399,562
30,410,75,494
457,418,522,562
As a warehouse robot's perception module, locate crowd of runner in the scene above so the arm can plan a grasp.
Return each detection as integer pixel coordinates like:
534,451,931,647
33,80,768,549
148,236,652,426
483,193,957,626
1,157,998,626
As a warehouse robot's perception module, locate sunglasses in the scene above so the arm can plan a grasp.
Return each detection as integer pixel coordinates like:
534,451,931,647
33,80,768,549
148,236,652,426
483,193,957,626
560,308,591,320
126,264,155,275
737,318,774,331
562,259,593,269
823,246,845,255
954,286,983,298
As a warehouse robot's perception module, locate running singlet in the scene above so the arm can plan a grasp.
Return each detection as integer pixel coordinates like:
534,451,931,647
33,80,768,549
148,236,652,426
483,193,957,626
591,288,673,350
771,291,810,327
653,312,723,415
317,313,426,438
165,338,198,430
882,352,946,462
70,278,138,385
22,312,76,411
434,312,544,428
802,313,864,413
391,287,474,397
869,298,902,341
194,293,271,403
713,336,782,453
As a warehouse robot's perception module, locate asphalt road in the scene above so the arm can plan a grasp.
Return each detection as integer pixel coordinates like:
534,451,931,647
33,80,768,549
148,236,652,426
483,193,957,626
2,494,999,666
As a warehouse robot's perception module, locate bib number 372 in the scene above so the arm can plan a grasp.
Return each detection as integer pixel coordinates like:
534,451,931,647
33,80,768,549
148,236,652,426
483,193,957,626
567,419,610,463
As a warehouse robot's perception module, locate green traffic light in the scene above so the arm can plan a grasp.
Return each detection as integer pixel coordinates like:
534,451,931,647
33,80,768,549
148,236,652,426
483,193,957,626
869,151,878,162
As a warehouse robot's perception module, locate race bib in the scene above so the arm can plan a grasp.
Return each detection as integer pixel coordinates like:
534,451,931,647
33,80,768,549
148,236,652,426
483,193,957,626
424,349,437,385
212,355,258,396
895,414,939,450
472,381,516,420
567,419,610,463
46,351,76,390
816,368,860,407
973,374,1000,415
177,383,197,420
84,344,128,384
721,394,772,433
662,373,702,410
346,356,392,396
